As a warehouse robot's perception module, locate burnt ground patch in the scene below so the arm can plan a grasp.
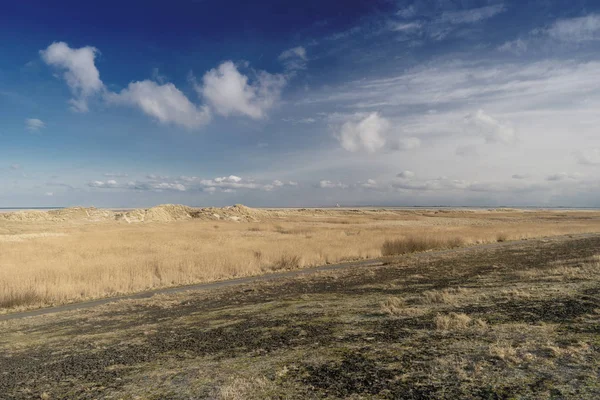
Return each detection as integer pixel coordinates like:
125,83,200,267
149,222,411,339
0,312,338,398
456,295,600,324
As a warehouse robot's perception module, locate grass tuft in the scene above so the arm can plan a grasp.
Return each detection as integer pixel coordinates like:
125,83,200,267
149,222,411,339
381,236,464,256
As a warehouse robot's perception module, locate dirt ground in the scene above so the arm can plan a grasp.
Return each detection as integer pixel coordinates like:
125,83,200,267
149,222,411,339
1,234,599,399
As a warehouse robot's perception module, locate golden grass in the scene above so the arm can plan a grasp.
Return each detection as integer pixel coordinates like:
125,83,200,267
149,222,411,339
421,287,473,305
381,235,464,255
1,208,599,311
380,296,406,315
434,312,487,331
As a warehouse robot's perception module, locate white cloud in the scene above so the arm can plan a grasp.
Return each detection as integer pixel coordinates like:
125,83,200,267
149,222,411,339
335,112,389,153
40,42,104,112
150,182,186,191
198,175,280,192
319,180,348,189
25,118,45,132
89,179,187,192
89,180,119,188
577,148,600,165
215,175,242,183
106,80,211,129
45,192,54,197
464,110,515,144
9,164,21,170
199,61,286,119
361,179,379,189
392,22,422,32
397,170,415,179
547,14,600,43
440,4,505,24
89,174,292,194
279,46,308,71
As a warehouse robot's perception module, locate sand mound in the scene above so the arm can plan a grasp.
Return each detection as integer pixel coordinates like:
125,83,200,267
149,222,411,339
1,210,53,222
0,204,270,224
0,207,115,223
144,204,195,222
187,204,267,222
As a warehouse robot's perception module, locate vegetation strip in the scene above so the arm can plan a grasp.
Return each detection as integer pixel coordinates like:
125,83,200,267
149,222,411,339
2,232,596,322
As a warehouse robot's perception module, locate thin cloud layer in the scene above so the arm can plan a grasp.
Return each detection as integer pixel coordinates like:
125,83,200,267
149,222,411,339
279,46,308,71
25,118,45,132
547,14,600,43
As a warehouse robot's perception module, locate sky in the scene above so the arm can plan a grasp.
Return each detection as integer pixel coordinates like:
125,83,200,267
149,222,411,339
2,0,600,208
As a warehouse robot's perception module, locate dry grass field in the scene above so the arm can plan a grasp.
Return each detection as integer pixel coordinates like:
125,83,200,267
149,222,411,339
1,205,599,312
1,234,599,399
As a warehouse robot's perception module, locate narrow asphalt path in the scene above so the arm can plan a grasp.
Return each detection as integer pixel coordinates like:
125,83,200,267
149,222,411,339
1,232,597,322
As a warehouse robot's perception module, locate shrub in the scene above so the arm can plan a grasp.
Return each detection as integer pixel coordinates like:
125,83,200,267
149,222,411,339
0,289,42,309
496,233,508,242
381,235,464,256
271,254,302,271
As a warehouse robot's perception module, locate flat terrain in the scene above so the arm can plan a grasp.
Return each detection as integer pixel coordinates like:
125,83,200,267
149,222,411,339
2,205,600,312
1,234,599,399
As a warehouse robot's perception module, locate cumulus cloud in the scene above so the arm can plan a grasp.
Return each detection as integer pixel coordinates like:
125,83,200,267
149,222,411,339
464,110,515,144
335,112,389,153
89,179,187,192
361,179,379,189
279,46,307,71
88,175,292,194
25,118,45,132
89,179,119,188
40,42,104,112
319,180,349,189
397,170,415,179
547,14,600,43
106,80,211,129
199,61,286,119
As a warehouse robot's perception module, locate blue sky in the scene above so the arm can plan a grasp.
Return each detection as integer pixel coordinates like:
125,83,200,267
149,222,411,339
2,0,600,207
